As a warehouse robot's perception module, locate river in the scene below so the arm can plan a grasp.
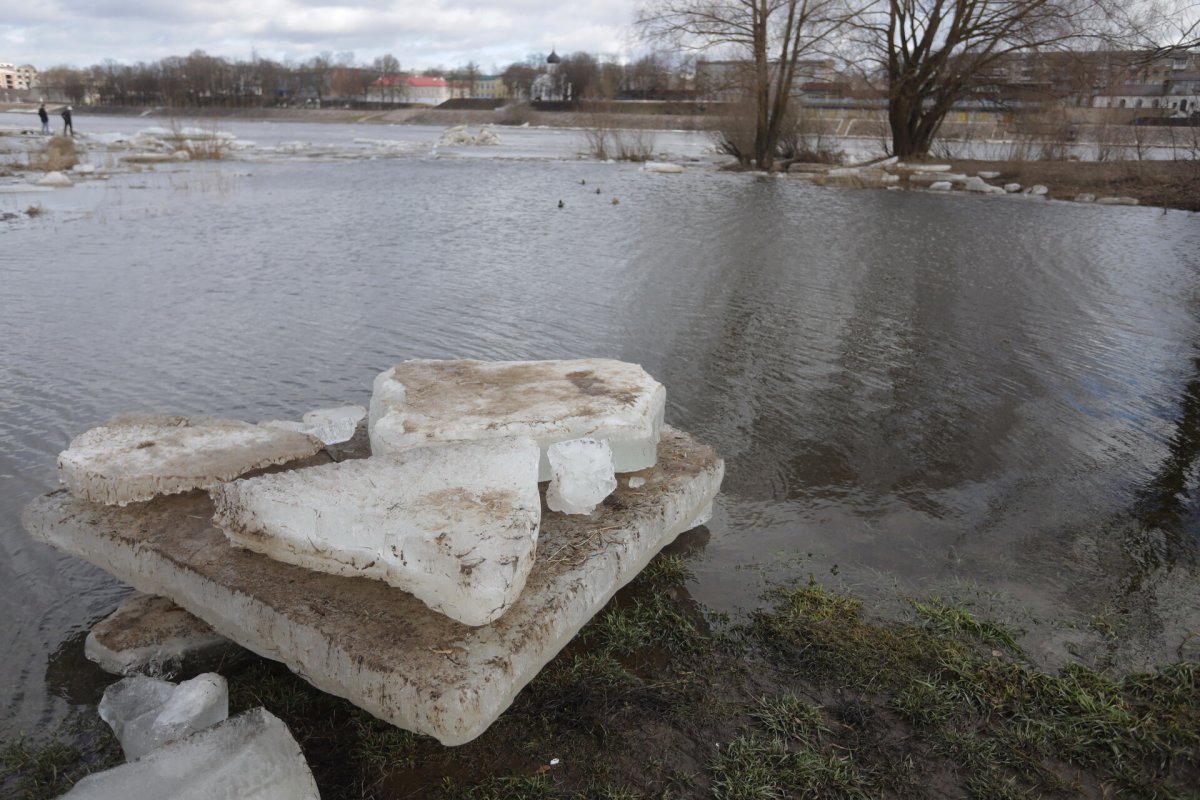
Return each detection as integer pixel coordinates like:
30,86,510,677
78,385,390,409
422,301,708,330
1,116,1198,740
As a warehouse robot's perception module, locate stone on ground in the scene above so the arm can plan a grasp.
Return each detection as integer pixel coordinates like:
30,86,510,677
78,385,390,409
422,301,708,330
61,708,318,799
86,593,244,678
211,437,541,626
261,404,365,445
99,673,228,760
369,358,665,480
25,427,721,745
1029,184,1049,196
58,414,323,506
545,438,617,515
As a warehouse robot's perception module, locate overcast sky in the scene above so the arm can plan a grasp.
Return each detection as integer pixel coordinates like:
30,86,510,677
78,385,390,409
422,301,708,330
2,0,643,72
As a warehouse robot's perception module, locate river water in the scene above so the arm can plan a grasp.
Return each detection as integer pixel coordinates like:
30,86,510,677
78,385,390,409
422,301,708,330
2,116,1199,740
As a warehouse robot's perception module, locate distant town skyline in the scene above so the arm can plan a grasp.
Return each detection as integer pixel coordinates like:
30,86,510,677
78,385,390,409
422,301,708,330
1,0,639,70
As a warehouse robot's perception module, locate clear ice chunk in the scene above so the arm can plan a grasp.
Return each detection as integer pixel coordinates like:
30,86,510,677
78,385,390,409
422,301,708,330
546,438,617,515
61,708,318,799
261,404,366,445
211,437,542,626
369,358,665,480
99,672,229,761
58,414,323,506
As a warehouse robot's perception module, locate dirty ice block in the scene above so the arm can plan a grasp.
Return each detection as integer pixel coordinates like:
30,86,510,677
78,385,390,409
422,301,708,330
23,427,722,745
62,708,318,800
211,437,542,627
86,593,244,677
58,414,323,506
368,359,666,480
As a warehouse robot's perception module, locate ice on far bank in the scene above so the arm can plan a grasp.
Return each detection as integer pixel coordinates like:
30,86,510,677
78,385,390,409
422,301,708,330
211,437,542,626
369,359,666,480
57,414,323,506
99,673,228,761
546,438,617,515
261,404,365,445
62,708,318,800
643,161,683,173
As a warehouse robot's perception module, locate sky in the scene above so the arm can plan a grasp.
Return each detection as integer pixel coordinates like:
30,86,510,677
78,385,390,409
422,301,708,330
1,0,643,72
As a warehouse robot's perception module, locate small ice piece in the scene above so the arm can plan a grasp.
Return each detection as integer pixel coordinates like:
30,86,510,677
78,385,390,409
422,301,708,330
929,181,953,191
58,414,323,506
369,359,666,480
99,673,229,761
211,437,542,626
61,708,318,799
261,404,365,445
546,438,617,515
85,593,243,678
628,476,646,489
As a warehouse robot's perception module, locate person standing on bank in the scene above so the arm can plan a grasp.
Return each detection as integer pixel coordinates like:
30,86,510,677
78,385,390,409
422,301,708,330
38,103,49,135
61,106,73,136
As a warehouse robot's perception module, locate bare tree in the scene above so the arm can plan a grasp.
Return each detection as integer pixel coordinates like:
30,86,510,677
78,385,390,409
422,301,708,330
853,0,1115,157
637,0,851,169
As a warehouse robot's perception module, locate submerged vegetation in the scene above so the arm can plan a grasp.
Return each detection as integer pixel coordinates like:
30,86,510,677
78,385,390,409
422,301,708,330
3,551,1197,799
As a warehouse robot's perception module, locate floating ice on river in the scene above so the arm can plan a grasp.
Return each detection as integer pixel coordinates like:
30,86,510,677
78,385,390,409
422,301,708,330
211,437,542,626
369,358,666,480
63,708,318,799
57,413,323,506
546,438,617,515
99,673,228,760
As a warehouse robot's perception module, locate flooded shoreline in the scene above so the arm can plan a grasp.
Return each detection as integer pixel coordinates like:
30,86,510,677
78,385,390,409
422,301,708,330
2,116,1199,750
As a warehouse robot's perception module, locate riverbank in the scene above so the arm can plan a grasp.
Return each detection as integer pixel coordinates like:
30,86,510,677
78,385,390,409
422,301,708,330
4,546,1197,799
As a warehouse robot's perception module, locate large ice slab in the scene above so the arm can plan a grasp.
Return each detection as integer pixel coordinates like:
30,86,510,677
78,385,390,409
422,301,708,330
58,414,323,505
369,359,666,480
211,437,542,627
61,708,318,799
25,427,721,745
99,673,228,760
86,593,245,677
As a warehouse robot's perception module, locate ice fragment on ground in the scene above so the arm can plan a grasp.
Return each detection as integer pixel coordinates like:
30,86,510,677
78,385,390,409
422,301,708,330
62,708,318,799
643,161,683,173
57,413,323,506
628,476,646,489
261,404,365,445
211,437,541,626
36,171,72,187
929,181,953,191
85,593,244,678
546,438,617,515
99,672,228,760
1005,183,1022,193
1029,184,1049,196
369,358,665,480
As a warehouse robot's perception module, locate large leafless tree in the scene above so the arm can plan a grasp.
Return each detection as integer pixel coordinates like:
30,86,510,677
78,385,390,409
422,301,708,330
856,0,1113,157
637,0,851,169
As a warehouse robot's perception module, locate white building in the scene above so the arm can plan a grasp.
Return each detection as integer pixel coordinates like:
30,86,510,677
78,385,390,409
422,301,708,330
0,62,37,91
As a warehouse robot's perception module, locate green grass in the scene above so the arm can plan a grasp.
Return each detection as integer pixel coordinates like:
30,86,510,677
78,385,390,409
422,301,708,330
7,559,1198,799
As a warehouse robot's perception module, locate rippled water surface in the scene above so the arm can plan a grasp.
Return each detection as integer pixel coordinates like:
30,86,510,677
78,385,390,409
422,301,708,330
2,119,1199,738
